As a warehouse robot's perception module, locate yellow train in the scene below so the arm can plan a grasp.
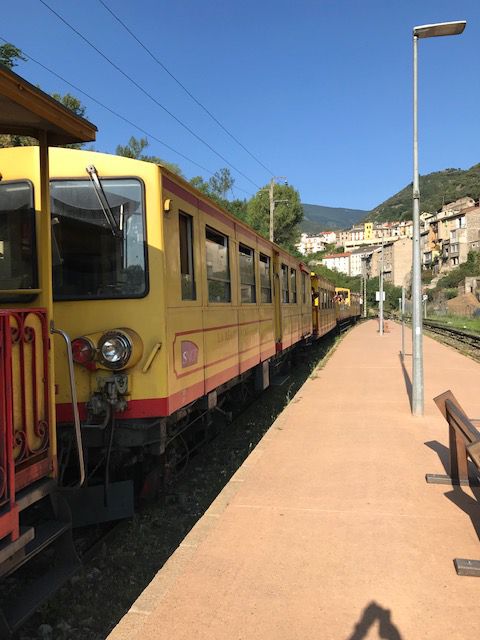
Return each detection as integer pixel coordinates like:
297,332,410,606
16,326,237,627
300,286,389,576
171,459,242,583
0,68,360,633
0,146,356,502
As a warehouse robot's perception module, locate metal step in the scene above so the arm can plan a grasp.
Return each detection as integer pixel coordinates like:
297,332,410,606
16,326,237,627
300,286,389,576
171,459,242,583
0,527,34,569
0,519,80,638
0,518,70,578
15,479,56,512
0,538,80,637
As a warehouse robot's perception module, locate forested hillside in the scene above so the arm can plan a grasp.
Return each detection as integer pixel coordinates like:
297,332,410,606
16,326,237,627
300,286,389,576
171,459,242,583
367,163,480,222
301,204,366,233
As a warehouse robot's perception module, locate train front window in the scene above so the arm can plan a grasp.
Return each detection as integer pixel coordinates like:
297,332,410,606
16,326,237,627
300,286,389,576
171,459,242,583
50,178,147,300
0,181,37,302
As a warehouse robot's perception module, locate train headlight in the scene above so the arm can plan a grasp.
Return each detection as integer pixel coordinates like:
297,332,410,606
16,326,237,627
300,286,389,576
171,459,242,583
72,337,96,366
98,331,132,370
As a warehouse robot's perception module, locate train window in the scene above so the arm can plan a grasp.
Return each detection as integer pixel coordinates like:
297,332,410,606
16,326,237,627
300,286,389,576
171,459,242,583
51,178,147,300
0,181,37,303
290,268,297,303
259,253,272,303
206,227,231,303
179,212,196,300
239,243,256,303
302,272,307,304
281,264,289,303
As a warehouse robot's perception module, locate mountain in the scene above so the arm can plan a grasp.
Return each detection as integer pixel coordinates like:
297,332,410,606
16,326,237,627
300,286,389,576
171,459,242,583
301,203,367,234
367,163,480,223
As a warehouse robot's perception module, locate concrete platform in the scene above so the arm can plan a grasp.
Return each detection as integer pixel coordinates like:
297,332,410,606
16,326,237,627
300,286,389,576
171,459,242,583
108,320,480,640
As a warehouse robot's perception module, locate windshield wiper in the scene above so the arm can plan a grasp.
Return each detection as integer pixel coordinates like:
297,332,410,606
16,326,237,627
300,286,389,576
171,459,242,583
86,165,122,238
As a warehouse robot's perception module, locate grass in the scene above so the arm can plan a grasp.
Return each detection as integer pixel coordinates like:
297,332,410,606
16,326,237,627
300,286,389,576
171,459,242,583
427,315,480,333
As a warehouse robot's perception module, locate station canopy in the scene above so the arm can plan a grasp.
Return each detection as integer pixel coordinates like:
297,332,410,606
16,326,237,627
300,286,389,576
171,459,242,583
0,65,97,145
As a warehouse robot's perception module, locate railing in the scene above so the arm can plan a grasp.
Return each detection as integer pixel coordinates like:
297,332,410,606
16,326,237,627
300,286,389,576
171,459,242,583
0,313,12,511
0,310,51,494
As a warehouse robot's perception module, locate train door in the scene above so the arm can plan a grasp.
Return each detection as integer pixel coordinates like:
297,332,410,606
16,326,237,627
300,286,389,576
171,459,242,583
272,251,282,346
0,66,96,635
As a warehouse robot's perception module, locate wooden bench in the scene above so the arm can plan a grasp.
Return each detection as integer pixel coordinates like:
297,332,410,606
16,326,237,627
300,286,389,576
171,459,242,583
426,390,480,576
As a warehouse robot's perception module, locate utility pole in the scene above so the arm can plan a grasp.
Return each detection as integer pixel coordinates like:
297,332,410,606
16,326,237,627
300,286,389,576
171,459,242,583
269,179,275,242
268,177,288,243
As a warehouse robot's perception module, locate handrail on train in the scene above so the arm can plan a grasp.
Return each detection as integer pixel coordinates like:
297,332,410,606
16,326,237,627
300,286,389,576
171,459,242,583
50,321,86,487
425,389,480,576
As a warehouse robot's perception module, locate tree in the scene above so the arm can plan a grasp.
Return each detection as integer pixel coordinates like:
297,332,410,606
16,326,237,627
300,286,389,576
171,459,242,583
246,183,303,250
116,136,184,176
189,170,247,221
208,168,234,199
51,92,86,118
365,277,401,312
0,43,26,69
0,42,90,150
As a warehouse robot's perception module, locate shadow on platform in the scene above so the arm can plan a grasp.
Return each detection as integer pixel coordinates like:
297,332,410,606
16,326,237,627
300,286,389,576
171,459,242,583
347,601,402,639
398,353,412,410
424,440,480,541
444,487,480,542
425,440,480,482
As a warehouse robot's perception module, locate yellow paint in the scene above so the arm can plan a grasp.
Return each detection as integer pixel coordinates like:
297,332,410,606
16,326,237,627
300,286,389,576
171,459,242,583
1,147,359,424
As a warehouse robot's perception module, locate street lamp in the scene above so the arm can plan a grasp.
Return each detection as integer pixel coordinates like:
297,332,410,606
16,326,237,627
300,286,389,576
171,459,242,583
412,20,466,416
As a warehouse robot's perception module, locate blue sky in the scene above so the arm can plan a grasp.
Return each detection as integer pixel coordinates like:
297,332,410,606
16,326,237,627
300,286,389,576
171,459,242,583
3,0,479,210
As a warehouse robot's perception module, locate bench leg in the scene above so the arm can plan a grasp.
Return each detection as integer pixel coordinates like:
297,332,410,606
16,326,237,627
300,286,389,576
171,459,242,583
454,559,480,577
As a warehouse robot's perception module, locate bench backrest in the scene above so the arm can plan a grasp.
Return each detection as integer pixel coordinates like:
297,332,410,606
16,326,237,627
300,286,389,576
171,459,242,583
434,390,480,469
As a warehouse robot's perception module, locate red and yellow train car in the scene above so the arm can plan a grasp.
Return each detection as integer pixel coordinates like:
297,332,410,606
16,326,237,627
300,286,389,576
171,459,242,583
311,273,336,336
27,147,314,425
0,68,360,634
0,66,97,635
0,147,319,514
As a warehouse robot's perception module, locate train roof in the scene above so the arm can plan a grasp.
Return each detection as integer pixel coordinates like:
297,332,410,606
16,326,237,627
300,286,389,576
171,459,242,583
0,145,312,273
0,65,97,145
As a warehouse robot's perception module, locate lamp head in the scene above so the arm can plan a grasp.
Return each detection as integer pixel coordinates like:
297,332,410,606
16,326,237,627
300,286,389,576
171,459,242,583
413,21,466,39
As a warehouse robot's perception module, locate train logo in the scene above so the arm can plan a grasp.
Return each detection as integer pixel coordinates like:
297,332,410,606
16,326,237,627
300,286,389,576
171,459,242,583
181,340,199,368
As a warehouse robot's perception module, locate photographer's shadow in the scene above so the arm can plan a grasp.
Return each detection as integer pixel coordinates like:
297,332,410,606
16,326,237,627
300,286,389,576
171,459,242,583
347,601,402,640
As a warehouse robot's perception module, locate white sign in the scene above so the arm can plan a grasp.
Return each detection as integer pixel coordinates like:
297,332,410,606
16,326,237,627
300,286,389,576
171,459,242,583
375,291,385,302
422,294,428,302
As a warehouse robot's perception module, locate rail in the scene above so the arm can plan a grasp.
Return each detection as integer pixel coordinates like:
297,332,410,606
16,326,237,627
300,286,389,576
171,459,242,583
50,322,86,487
423,319,480,348
426,390,480,576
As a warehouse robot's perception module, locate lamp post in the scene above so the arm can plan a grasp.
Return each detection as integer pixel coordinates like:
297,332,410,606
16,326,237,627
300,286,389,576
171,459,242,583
411,20,466,416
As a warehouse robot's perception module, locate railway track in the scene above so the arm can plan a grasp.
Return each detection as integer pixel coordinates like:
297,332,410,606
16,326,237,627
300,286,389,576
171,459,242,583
423,319,480,355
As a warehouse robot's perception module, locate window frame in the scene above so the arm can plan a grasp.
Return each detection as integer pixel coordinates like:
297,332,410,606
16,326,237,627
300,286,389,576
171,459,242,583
238,242,256,304
281,263,289,303
179,210,196,301
205,225,231,304
259,252,272,304
290,267,297,304
0,179,38,303
50,175,149,302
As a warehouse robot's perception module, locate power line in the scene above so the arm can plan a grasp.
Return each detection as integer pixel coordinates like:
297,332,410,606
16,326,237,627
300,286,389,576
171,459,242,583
0,36,254,197
97,0,274,177
38,0,261,190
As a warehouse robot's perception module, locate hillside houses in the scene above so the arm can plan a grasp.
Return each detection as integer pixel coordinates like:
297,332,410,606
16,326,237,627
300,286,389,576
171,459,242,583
420,197,480,273
300,197,480,284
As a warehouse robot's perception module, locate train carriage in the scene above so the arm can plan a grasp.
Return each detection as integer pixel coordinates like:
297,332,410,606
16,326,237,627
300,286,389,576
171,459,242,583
0,66,361,634
311,274,336,336
0,146,321,524
0,66,97,636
